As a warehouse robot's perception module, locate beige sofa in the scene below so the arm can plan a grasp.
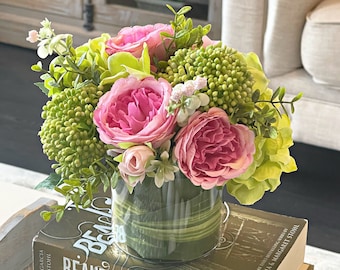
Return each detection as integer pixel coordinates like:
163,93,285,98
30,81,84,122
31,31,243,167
221,0,340,151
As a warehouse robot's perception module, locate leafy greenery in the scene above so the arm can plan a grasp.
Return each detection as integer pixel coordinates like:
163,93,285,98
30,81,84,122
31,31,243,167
161,5,211,58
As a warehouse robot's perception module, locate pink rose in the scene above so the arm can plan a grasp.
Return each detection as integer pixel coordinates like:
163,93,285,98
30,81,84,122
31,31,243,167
105,23,174,62
93,76,176,148
174,108,255,189
118,145,155,187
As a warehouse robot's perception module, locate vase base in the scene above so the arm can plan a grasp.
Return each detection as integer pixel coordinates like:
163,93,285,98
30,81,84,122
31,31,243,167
114,241,220,265
113,201,234,265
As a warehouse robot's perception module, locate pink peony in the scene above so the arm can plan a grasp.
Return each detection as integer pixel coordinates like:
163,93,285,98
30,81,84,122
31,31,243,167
174,108,255,189
105,23,174,62
93,76,176,148
118,145,155,187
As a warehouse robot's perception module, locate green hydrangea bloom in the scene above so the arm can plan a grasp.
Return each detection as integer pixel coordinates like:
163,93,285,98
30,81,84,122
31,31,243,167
226,91,297,205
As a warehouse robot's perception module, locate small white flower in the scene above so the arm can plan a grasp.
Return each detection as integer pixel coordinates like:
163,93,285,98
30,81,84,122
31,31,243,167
37,45,49,59
40,18,52,28
193,76,207,90
26,30,39,43
182,81,196,96
186,95,201,111
171,84,184,102
176,109,189,126
197,93,210,106
39,27,54,39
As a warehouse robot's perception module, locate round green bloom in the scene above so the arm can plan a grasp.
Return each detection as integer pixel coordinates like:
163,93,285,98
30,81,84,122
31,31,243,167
39,82,108,179
158,43,255,124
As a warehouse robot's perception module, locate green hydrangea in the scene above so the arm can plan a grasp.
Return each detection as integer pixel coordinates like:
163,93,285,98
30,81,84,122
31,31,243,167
226,89,298,205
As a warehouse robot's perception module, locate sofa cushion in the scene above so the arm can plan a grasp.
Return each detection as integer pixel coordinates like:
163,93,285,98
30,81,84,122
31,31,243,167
269,69,340,150
263,0,321,77
221,0,267,60
301,0,340,89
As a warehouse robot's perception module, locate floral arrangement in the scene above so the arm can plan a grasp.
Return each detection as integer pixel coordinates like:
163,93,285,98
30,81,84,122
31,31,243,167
27,6,301,221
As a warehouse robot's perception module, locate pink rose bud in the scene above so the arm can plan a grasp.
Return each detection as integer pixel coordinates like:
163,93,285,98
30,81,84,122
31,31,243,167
118,145,155,187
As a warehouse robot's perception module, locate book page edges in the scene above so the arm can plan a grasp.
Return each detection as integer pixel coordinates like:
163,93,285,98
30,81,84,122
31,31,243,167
279,219,308,270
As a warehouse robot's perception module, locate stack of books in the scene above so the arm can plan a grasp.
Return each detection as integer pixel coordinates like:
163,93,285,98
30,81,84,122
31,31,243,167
32,192,313,269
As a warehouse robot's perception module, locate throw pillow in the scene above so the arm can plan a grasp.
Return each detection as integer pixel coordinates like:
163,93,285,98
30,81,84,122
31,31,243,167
301,0,340,89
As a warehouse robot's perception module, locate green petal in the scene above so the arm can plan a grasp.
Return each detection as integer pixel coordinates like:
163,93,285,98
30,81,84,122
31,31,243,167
226,180,266,205
252,161,282,182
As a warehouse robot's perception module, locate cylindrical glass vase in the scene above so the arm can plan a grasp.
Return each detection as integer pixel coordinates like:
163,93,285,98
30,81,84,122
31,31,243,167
111,172,222,262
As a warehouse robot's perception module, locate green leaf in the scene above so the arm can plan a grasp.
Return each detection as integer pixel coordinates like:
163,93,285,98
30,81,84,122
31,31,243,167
63,179,81,186
166,4,177,14
55,186,68,196
31,63,43,72
82,197,92,208
55,209,64,222
271,87,280,101
99,72,126,87
268,126,278,139
35,173,62,190
113,153,123,163
65,56,81,72
100,173,110,191
278,87,286,101
202,24,211,35
107,52,139,74
66,35,73,49
34,82,49,95
77,51,87,67
292,92,303,102
185,18,193,30
117,142,137,149
86,181,93,200
177,6,192,15
252,89,260,102
140,43,151,74
40,210,52,221
161,32,174,39
110,171,119,189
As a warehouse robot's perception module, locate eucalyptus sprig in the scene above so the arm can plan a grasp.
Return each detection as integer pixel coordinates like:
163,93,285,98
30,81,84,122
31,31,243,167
253,87,303,116
250,87,303,138
39,158,119,222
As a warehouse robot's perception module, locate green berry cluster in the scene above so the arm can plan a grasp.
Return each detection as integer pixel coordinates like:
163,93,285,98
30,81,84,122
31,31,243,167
39,82,108,179
158,43,255,124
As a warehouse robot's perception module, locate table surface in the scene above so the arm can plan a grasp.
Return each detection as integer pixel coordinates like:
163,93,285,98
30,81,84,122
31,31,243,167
0,162,339,269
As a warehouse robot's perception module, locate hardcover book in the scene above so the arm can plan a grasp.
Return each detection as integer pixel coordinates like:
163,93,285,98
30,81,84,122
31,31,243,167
33,193,308,270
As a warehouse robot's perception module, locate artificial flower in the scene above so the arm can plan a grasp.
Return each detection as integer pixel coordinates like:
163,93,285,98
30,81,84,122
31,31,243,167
118,145,155,187
27,5,301,220
174,107,255,189
93,76,177,148
105,23,174,62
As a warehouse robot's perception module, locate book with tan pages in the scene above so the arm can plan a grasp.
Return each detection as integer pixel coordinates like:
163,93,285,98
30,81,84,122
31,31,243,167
33,192,309,270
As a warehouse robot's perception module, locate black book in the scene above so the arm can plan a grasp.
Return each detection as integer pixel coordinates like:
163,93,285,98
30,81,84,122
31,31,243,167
33,193,308,270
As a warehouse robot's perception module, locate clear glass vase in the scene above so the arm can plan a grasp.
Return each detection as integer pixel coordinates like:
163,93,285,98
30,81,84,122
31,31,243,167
111,172,222,263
